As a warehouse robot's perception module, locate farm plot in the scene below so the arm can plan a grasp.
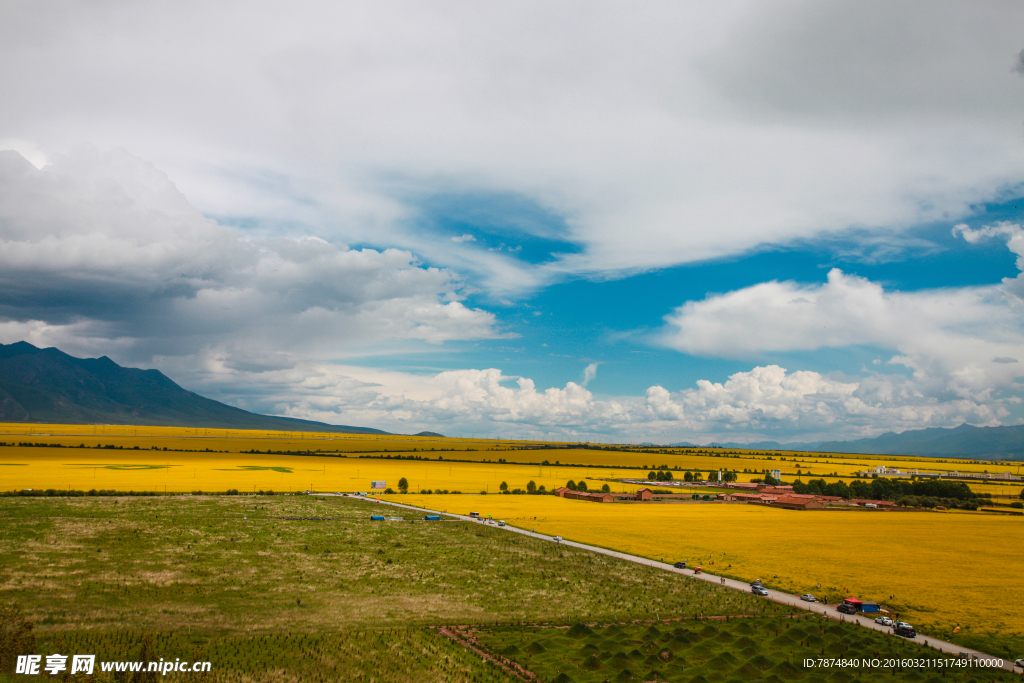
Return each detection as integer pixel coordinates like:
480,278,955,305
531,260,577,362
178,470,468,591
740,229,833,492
0,447,651,496
474,618,1019,683
0,494,786,681
397,493,1024,659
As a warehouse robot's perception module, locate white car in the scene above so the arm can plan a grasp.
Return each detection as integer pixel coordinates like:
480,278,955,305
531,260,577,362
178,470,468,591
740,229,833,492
875,616,894,627
752,586,769,596
800,594,816,602
1013,658,1024,669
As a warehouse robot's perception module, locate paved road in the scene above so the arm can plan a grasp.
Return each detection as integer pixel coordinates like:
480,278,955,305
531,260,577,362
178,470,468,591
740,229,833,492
337,494,1019,673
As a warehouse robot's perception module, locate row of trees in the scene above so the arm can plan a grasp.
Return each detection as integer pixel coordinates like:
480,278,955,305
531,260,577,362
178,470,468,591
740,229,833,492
792,477,979,502
645,469,738,483
562,480,611,493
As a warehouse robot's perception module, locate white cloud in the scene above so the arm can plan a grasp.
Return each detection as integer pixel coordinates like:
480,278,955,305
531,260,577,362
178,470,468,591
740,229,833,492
641,364,1010,440
656,223,1024,432
451,234,475,243
160,359,1011,442
0,147,502,365
0,3,1020,287
581,362,599,387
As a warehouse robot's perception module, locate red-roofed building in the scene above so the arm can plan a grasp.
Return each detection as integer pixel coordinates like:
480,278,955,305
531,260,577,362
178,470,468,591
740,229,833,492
771,495,824,510
558,490,615,503
734,493,779,504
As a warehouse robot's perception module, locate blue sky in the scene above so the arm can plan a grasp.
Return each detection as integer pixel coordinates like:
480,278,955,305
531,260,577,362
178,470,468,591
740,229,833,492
1,2,1023,442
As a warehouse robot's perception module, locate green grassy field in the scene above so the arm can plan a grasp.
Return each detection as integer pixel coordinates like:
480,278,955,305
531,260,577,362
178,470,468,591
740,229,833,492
0,494,775,681
476,618,1019,683
0,494,1016,682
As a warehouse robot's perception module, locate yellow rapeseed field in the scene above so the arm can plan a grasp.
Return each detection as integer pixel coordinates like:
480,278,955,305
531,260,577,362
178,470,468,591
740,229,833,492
0,447,652,495
394,493,1023,640
2,421,1021,643
3,422,1015,479
1,421,1020,496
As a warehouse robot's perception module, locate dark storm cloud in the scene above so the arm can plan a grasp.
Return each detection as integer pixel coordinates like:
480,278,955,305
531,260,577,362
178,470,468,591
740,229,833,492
0,147,500,361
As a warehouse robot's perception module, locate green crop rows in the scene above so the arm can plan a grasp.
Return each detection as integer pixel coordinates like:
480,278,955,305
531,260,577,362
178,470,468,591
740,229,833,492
476,618,1018,683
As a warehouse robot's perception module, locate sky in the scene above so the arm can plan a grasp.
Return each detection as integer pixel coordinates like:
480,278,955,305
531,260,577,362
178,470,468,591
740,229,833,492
1,0,1023,443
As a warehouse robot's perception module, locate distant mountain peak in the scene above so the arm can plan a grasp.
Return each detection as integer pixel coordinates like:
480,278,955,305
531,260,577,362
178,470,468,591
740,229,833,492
0,341,389,435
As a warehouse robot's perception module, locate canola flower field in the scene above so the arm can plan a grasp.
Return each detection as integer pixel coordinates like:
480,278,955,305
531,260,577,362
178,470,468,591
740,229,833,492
2,422,1019,482
0,447,655,496
2,422,1022,659
393,492,1024,651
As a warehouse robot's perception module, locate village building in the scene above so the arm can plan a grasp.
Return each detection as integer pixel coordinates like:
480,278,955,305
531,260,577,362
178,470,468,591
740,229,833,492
554,487,615,503
770,495,824,510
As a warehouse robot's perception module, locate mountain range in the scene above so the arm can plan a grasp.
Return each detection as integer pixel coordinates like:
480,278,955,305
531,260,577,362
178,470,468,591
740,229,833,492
666,423,1024,460
0,342,388,434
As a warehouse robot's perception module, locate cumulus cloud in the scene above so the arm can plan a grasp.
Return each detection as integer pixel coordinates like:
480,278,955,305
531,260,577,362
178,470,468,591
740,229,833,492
0,148,501,365
182,360,1009,442
656,223,1024,432
581,362,599,387
640,364,1009,439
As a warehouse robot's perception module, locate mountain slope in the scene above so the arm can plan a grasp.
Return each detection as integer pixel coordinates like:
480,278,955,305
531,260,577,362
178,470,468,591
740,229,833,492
673,424,1024,459
812,423,1024,458
0,342,388,434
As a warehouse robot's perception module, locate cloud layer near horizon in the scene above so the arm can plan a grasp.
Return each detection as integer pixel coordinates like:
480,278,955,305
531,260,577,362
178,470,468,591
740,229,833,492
0,147,1021,442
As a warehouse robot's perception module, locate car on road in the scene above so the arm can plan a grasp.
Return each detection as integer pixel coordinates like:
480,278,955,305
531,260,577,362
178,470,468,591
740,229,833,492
553,536,562,542
1013,658,1024,669
837,603,857,615
800,594,816,602
750,579,762,587
673,561,686,568
875,616,894,627
752,586,769,596
894,622,917,638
